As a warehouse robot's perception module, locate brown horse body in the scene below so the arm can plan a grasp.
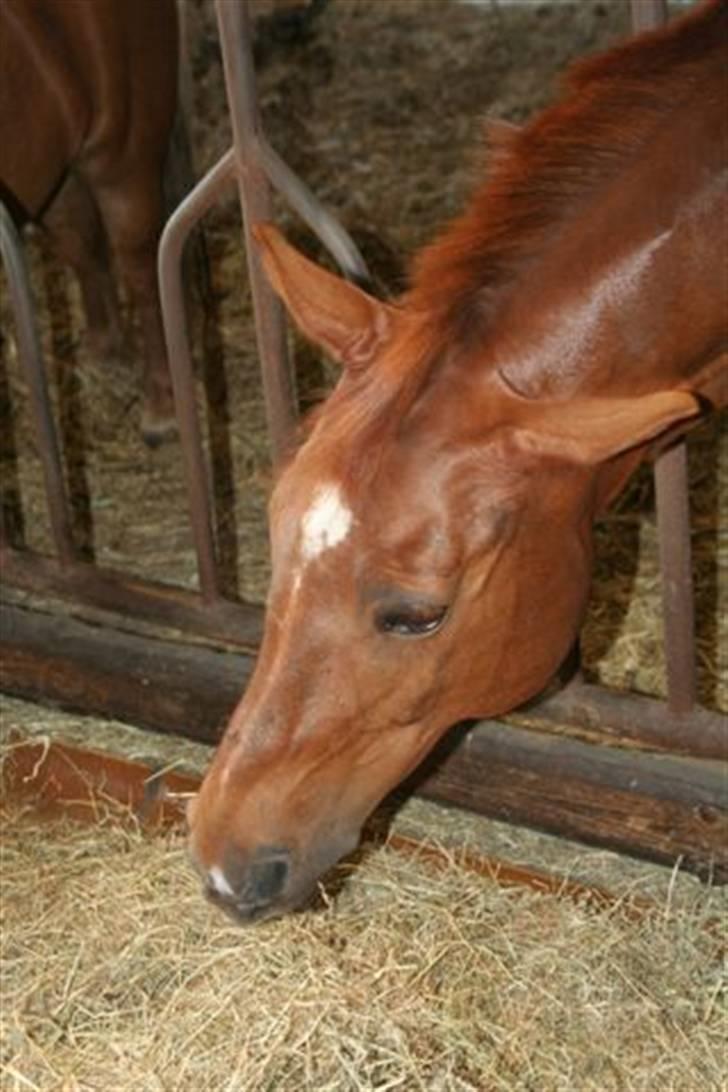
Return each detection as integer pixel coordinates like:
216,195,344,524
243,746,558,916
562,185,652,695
189,0,728,920
0,0,179,442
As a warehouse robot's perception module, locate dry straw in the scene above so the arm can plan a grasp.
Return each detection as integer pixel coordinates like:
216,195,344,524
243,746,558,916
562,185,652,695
2,700,727,1092
2,795,726,1092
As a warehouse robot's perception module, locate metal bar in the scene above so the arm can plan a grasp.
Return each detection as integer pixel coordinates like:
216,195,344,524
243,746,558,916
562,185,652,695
215,0,297,464
527,676,725,760
654,442,698,714
4,606,726,880
158,150,236,602
631,2,698,715
160,2,371,587
630,0,668,34
0,201,75,564
257,139,370,286
1,546,262,652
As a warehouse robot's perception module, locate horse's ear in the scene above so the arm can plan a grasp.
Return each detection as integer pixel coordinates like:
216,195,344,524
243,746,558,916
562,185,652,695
514,390,702,464
253,223,399,370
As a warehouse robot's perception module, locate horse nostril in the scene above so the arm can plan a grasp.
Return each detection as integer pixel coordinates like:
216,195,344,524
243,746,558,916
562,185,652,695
249,851,289,903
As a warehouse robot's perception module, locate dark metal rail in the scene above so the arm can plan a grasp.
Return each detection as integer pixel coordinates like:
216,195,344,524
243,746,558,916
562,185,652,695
0,203,74,564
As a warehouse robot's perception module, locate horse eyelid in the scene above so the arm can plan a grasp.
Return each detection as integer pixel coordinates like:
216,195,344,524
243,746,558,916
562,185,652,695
374,603,449,638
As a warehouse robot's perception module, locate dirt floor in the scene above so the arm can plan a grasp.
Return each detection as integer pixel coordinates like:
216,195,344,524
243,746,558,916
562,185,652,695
1,3,726,1088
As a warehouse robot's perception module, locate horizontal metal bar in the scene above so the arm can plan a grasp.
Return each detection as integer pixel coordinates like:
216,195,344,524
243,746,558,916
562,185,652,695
3,600,725,881
525,676,726,761
1,547,262,652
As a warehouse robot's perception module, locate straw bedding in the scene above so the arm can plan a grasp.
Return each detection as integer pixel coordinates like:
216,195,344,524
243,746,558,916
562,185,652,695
1,699,727,1090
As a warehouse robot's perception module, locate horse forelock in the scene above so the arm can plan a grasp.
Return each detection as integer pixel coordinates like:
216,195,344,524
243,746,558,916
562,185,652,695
289,315,445,498
408,0,726,349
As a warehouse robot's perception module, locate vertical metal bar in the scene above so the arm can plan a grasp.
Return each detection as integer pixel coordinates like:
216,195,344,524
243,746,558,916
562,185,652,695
0,202,75,564
215,0,298,465
654,443,697,714
631,0,696,714
159,151,236,603
630,0,668,34
0,501,10,551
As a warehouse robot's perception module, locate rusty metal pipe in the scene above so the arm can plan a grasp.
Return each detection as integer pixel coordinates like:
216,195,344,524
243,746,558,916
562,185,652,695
528,676,725,760
0,202,74,565
215,0,297,464
654,443,698,714
158,151,238,602
629,1,698,716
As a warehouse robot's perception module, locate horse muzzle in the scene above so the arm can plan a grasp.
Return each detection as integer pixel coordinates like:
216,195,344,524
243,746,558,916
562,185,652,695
193,829,360,923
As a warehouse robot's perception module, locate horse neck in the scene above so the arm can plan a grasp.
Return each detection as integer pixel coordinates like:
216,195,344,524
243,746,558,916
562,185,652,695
484,100,727,403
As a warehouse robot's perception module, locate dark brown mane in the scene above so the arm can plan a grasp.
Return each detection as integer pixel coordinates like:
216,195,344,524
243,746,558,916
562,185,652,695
408,0,726,346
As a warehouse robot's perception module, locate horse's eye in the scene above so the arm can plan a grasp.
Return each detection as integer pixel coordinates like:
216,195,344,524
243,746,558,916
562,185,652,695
376,604,448,638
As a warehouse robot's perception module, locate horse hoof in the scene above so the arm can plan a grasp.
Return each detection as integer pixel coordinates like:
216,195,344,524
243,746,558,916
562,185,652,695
141,412,178,449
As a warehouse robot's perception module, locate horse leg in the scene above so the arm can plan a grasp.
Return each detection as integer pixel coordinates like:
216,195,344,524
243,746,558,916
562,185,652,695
42,170,125,363
92,171,176,447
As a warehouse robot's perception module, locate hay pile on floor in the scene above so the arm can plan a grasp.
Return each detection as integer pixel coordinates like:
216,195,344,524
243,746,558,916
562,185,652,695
2,799,725,1092
1,698,727,1090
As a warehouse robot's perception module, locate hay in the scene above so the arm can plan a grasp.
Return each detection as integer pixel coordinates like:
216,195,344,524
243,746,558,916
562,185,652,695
1,790,725,1091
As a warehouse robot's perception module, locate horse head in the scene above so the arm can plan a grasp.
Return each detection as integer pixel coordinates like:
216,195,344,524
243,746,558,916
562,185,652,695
188,225,698,920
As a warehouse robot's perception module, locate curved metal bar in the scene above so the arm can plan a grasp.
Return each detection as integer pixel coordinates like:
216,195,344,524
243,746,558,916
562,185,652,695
215,0,298,464
257,138,370,286
160,0,372,592
0,202,74,564
158,150,236,602
215,0,371,460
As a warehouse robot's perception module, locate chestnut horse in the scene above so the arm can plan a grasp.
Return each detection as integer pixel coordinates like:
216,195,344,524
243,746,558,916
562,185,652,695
0,0,180,443
190,0,727,920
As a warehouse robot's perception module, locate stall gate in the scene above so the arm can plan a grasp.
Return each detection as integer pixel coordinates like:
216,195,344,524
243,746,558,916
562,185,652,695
1,0,726,879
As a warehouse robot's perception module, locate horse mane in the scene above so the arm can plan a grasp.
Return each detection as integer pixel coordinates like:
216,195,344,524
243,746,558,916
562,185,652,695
291,0,725,486
408,0,726,346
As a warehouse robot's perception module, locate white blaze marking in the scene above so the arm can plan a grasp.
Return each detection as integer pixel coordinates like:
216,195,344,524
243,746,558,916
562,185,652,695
208,865,236,899
300,483,353,562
